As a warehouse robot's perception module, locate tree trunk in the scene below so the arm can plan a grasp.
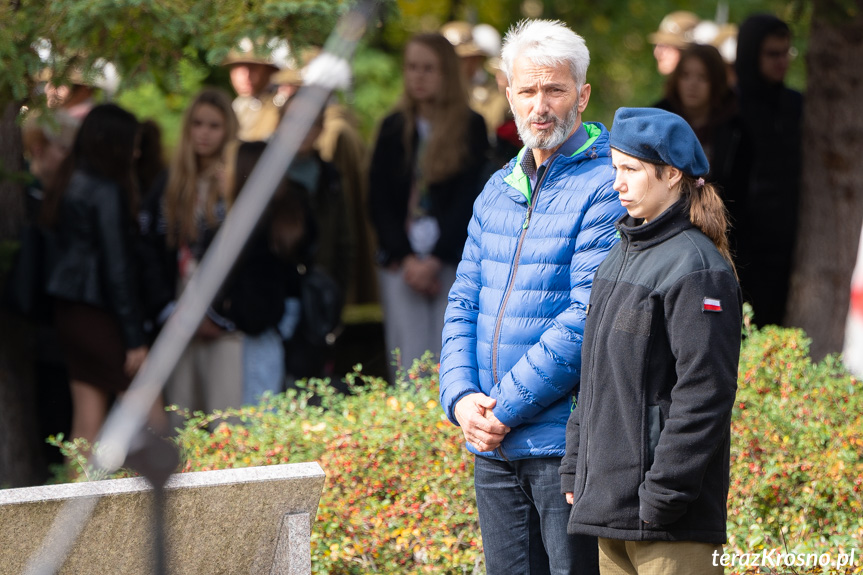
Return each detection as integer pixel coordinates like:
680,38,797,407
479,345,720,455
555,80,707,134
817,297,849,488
0,99,43,487
0,100,26,238
786,2,863,361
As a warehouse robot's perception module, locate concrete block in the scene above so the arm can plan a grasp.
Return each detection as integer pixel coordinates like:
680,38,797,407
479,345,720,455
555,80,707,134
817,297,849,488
0,462,325,574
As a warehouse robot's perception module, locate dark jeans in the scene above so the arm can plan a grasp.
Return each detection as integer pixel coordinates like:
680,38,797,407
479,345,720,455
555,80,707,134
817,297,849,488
474,455,599,575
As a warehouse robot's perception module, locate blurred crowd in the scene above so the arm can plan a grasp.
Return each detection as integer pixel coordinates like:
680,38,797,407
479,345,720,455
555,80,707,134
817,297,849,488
9,10,802,466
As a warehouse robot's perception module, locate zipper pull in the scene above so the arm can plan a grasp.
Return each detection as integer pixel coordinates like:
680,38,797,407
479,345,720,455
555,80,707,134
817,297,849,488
523,209,531,229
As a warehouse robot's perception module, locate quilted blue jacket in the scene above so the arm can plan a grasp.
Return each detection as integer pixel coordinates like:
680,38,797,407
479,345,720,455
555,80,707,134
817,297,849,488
439,122,625,460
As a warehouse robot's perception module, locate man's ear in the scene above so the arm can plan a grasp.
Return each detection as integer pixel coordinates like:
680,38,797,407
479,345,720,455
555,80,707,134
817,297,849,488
577,83,591,114
505,85,513,106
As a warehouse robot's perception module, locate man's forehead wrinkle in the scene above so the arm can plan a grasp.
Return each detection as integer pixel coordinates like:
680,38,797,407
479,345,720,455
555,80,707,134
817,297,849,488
512,61,573,88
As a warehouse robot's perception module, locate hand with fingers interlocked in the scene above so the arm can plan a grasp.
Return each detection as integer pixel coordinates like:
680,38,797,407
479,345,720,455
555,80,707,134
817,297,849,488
453,393,511,452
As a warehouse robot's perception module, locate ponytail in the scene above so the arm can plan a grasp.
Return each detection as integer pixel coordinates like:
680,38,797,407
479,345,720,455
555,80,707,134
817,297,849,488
682,175,738,278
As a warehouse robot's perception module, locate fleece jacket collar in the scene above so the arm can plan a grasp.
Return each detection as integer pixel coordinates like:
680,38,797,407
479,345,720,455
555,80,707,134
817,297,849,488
616,199,694,251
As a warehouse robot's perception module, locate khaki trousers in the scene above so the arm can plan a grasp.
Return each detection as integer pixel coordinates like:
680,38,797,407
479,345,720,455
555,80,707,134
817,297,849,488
165,331,243,431
598,538,724,575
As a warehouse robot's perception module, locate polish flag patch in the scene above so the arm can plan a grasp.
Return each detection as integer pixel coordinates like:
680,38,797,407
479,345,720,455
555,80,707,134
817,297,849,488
703,297,722,313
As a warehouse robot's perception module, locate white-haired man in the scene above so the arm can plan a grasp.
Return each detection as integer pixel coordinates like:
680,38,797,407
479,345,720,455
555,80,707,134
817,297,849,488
440,19,625,575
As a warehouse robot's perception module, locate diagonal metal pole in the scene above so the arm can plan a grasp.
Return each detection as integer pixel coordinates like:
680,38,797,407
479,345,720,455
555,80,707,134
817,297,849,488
23,2,379,573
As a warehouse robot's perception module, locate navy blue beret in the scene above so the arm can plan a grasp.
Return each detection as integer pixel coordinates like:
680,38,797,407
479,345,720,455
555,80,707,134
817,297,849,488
609,107,710,177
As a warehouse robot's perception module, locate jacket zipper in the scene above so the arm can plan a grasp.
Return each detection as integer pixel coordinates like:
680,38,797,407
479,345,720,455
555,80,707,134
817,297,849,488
491,158,555,383
489,158,555,461
572,232,629,505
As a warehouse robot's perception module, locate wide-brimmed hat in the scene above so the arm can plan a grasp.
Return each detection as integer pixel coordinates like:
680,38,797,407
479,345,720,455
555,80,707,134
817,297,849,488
440,21,487,58
222,37,291,69
270,46,321,85
609,107,709,177
648,11,700,48
36,60,120,94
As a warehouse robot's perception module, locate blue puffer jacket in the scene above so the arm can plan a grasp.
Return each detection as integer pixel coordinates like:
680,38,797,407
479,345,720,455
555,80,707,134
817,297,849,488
440,122,625,460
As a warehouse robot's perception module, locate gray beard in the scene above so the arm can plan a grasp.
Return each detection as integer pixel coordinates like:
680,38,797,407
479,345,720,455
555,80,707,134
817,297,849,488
513,104,578,151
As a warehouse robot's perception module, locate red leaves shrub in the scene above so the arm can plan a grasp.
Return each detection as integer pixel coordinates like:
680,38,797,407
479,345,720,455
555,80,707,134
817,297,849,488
52,312,861,574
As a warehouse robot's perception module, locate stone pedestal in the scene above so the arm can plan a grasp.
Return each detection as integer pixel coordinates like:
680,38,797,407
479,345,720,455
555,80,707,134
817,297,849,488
0,462,325,574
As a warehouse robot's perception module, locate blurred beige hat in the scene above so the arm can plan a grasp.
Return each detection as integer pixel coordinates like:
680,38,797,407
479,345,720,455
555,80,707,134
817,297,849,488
223,37,291,69
440,21,486,58
36,60,120,94
271,46,321,85
713,23,738,64
648,11,700,48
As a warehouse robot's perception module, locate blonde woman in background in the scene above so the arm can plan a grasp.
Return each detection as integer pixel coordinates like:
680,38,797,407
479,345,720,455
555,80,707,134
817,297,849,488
369,32,489,375
139,88,243,430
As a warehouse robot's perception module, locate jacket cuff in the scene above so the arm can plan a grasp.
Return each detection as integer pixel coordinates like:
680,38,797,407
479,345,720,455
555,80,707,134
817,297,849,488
206,307,236,331
638,491,683,526
123,326,147,350
445,388,478,426
560,473,575,495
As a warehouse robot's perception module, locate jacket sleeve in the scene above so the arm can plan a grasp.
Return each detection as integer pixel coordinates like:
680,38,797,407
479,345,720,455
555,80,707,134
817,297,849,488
559,403,580,493
439,194,486,425
94,182,146,349
490,180,622,428
638,269,741,526
136,173,176,326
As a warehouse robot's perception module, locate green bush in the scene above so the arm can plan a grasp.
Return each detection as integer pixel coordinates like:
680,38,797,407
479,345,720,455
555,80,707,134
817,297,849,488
726,319,863,574
53,323,863,574
173,356,483,574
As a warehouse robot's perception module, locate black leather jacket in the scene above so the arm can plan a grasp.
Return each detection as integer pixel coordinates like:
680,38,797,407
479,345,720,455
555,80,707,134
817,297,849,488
46,170,146,349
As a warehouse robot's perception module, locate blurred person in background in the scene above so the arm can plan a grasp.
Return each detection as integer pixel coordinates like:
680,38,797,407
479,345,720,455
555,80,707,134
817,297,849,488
691,19,740,88
369,32,489,375
135,119,167,200
18,109,79,470
273,49,377,307
655,43,752,258
223,141,292,405
42,104,163,447
648,11,700,76
39,60,120,121
278,95,353,383
734,14,803,327
22,111,80,204
139,88,243,430
41,68,96,121
224,37,289,142
441,21,510,141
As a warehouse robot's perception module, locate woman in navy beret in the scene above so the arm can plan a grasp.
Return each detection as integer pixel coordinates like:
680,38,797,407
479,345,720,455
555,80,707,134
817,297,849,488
560,107,742,574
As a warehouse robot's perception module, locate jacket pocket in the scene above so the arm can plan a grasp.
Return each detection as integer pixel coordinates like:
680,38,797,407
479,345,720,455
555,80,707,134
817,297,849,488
646,404,661,469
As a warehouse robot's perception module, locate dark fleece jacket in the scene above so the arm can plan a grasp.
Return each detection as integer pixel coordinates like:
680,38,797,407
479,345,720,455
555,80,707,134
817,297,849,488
561,201,742,544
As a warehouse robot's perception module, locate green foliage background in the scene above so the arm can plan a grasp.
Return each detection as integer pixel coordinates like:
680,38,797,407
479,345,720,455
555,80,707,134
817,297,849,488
387,0,809,128
3,1,810,153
